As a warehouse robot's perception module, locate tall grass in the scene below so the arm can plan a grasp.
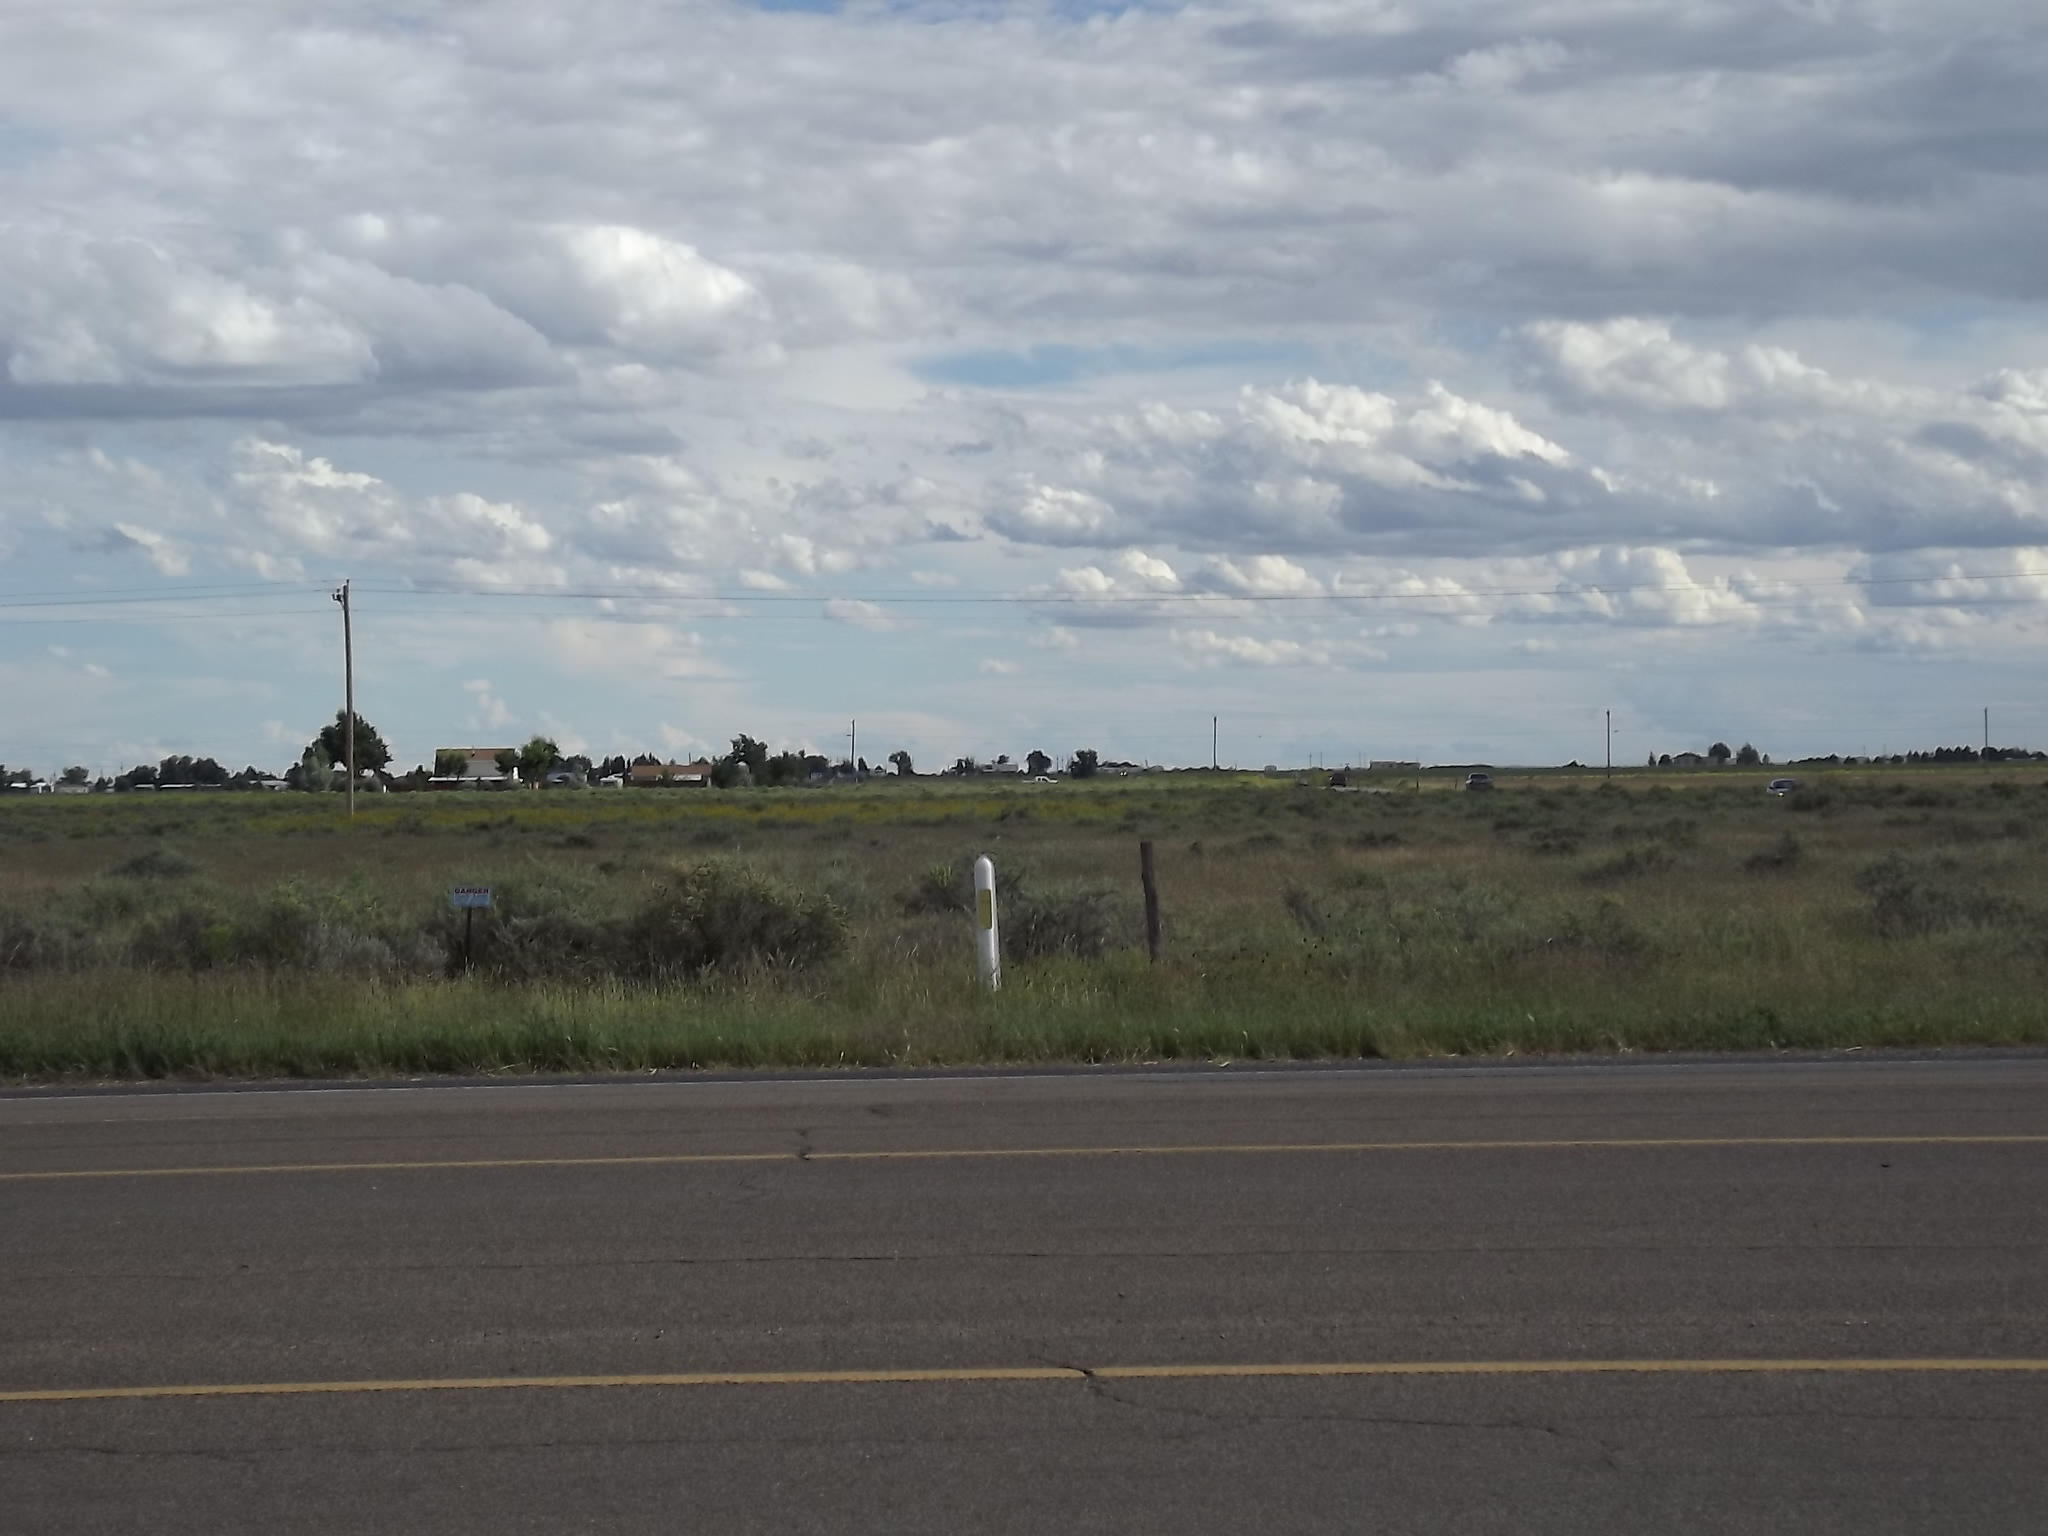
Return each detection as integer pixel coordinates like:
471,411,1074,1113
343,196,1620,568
3,768,2046,1078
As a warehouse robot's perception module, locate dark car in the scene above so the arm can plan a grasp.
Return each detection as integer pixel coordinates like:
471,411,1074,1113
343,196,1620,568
1766,777,1800,796
1465,772,1494,791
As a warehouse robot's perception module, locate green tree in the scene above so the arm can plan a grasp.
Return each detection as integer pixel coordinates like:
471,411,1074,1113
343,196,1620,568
519,736,560,781
1735,742,1762,766
314,711,392,775
888,749,914,776
60,765,89,785
295,744,331,791
1708,741,1732,766
726,735,769,778
1070,749,1100,779
1026,749,1052,776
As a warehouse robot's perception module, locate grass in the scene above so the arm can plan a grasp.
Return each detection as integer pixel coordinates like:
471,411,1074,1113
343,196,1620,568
3,766,2046,1080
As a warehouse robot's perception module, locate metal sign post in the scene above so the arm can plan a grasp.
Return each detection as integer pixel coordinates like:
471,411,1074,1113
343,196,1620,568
450,886,492,972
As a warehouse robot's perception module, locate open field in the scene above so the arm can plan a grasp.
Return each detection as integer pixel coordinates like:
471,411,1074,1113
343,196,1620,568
3,766,2046,1079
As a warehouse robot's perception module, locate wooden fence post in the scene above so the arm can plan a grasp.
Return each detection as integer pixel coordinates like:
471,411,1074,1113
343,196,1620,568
1139,840,1163,963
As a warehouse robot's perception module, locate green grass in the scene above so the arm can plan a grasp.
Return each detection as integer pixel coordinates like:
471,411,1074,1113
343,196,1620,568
3,767,2046,1079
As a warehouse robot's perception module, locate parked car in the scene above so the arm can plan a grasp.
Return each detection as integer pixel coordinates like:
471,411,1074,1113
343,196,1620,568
1464,772,1494,791
1766,777,1800,796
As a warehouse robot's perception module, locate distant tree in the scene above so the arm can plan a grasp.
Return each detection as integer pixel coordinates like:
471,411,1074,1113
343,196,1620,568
434,749,468,777
726,735,769,779
117,763,158,789
631,752,661,767
1657,753,1672,767
856,757,870,775
562,753,594,780
764,749,810,787
60,765,89,785
158,755,228,787
314,711,392,775
518,736,560,782
1647,753,1657,768
888,749,914,777
1026,749,1052,776
599,754,629,779
295,744,332,791
951,756,979,775
1735,742,1761,766
494,748,520,777
1707,741,1732,766
1070,749,1100,779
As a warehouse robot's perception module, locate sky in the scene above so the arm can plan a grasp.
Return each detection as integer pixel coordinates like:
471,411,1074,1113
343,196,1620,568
3,0,2047,776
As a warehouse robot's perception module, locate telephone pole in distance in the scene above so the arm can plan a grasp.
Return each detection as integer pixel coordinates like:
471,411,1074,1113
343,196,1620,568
331,580,354,819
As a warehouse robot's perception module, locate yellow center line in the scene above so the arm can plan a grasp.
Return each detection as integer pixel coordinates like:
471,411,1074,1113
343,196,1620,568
2,1133,2044,1183
4,1358,2046,1405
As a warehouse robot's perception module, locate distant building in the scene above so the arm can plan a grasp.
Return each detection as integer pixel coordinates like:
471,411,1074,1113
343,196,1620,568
1368,761,1421,774
432,747,519,787
628,759,713,787
1669,751,1708,767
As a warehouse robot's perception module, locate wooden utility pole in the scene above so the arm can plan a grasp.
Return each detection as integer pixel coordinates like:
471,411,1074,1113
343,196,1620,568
1212,715,1218,771
1605,709,1612,779
332,580,354,818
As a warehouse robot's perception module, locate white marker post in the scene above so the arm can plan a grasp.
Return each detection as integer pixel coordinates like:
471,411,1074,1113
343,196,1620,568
973,854,1000,991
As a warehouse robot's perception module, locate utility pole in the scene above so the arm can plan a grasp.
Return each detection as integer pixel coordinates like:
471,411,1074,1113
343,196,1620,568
1605,709,1612,780
1211,715,1218,771
331,580,354,818
849,718,857,774
1984,706,1989,759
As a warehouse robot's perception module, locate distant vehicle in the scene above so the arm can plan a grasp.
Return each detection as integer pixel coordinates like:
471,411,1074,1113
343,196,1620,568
1031,775,1056,783
1766,777,1800,796
1464,772,1493,791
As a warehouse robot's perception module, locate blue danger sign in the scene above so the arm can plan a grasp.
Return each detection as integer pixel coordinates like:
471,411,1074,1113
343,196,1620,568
450,886,493,910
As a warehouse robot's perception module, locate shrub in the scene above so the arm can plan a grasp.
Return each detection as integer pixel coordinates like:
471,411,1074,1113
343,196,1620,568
108,847,199,881
1578,846,1672,885
0,911,87,971
624,860,848,978
1854,853,2027,939
1745,833,1803,874
902,861,969,915
1002,882,1123,964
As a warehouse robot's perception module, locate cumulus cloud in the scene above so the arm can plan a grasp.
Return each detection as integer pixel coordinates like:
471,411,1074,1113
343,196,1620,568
3,0,2046,766
822,597,898,631
229,439,557,579
1173,628,1333,668
992,379,1588,559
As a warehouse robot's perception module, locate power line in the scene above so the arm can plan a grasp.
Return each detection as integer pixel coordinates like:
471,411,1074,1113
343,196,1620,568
5,563,2048,623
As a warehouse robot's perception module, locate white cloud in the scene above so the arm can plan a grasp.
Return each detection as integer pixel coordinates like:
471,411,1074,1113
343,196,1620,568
104,522,189,576
543,620,726,681
461,678,513,732
4,1,2048,769
822,597,898,631
1172,628,1333,668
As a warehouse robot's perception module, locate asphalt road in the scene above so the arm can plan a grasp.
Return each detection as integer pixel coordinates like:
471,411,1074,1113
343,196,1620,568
3,1059,2045,1533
